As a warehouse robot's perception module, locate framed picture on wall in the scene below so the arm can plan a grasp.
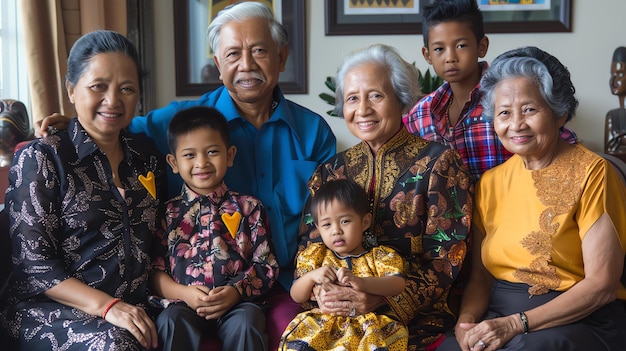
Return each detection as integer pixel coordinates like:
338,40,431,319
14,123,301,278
325,0,571,35
173,0,307,96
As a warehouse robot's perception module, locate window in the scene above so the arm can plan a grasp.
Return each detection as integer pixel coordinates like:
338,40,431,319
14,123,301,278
0,0,30,110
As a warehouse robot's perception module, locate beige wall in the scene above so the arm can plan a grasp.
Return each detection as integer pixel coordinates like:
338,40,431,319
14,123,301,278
154,0,626,153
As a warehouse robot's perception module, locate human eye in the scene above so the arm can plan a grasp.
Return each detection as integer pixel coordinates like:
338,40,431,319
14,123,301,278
182,152,195,159
224,50,240,61
207,149,219,156
522,107,537,115
89,83,106,92
345,95,359,104
369,92,384,102
121,85,137,95
252,47,268,57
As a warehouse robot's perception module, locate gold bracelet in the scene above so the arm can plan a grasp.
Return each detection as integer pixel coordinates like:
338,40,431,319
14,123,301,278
519,312,529,334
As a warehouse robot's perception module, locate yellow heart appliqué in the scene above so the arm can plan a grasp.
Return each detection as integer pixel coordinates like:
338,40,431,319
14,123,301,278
138,171,156,199
222,212,241,239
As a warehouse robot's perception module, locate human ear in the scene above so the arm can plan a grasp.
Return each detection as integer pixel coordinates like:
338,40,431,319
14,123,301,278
227,146,237,167
478,36,490,58
66,80,75,104
422,47,432,65
362,212,373,230
278,46,289,72
166,154,180,174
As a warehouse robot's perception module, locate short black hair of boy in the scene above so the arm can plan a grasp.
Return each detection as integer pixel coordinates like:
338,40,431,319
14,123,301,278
167,106,231,154
309,179,370,224
422,0,484,47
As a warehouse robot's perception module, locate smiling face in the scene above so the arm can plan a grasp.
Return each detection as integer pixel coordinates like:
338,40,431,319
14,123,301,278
166,127,236,195
422,21,488,85
493,77,566,170
213,16,288,108
66,52,139,142
315,199,372,257
342,62,403,154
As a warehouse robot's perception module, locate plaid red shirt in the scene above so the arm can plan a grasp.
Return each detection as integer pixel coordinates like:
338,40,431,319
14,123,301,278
403,62,577,181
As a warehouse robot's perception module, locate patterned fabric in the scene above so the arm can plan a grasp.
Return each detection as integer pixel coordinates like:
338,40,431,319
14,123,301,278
298,128,473,351
402,62,578,182
281,243,407,351
128,85,336,289
153,182,279,301
474,143,626,298
0,118,166,350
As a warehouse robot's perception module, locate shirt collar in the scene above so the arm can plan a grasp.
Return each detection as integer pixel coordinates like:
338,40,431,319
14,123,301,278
179,181,229,207
216,86,301,140
69,118,141,163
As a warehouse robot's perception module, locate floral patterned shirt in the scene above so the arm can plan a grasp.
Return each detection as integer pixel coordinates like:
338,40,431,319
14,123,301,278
154,182,279,301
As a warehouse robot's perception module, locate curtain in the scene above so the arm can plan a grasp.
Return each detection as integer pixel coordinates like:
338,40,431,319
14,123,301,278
18,0,127,122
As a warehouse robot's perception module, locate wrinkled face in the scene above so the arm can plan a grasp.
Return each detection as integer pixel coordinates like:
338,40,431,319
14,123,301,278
342,63,403,154
67,52,139,142
166,127,236,195
492,77,566,169
610,61,626,96
213,17,288,106
315,199,371,257
422,21,488,84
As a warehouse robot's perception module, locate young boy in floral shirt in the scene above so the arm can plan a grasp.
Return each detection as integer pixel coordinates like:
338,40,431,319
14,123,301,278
150,106,279,351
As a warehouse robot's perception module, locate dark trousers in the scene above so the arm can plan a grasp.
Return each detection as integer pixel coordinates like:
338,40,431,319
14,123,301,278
156,302,267,351
437,280,626,351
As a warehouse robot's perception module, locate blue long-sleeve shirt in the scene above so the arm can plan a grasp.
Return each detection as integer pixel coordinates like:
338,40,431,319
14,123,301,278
128,86,337,288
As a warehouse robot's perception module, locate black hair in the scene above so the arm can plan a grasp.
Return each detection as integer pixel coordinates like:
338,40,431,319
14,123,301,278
422,0,484,47
167,106,231,154
66,30,143,89
613,46,626,63
310,179,369,224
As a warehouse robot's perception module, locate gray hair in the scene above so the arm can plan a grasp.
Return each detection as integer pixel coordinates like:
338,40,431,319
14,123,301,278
333,44,421,117
206,2,288,54
480,46,578,123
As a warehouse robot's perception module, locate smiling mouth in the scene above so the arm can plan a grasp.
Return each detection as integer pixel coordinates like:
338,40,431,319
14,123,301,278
99,112,122,118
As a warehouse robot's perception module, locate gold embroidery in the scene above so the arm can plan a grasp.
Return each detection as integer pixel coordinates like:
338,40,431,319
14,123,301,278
514,146,595,295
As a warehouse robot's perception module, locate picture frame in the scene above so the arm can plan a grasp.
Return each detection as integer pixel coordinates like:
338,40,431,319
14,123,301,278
173,0,307,97
325,0,571,35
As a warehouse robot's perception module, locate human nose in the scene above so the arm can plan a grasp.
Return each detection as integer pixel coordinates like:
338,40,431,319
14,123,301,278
509,112,526,131
332,224,343,235
445,48,458,63
103,89,121,107
356,97,371,115
239,50,257,71
195,154,208,167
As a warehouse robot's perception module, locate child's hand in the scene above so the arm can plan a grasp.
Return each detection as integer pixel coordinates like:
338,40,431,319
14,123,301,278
336,267,363,291
181,285,211,310
197,286,242,320
309,266,338,285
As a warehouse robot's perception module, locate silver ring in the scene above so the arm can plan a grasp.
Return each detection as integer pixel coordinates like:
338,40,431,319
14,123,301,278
477,340,486,348
349,304,356,317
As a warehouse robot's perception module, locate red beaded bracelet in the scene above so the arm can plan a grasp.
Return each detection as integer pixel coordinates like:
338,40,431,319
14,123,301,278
102,298,122,319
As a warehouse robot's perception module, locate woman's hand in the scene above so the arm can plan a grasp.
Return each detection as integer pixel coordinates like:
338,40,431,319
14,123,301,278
103,300,158,349
458,314,521,351
314,282,385,317
35,113,71,137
